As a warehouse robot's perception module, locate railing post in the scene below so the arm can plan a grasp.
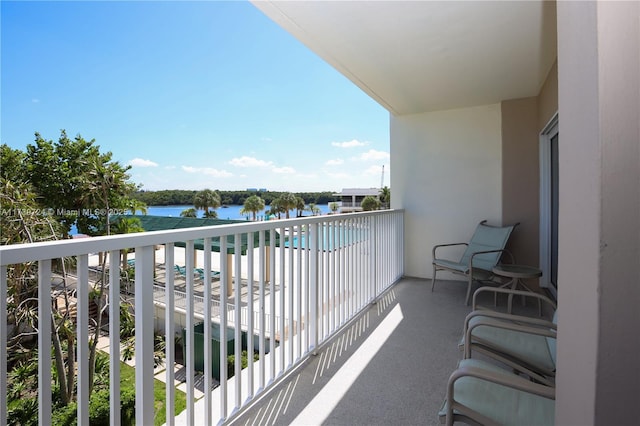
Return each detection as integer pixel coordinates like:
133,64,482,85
164,244,175,426
309,223,318,354
0,266,6,426
203,238,213,425
219,237,228,420
370,215,378,304
76,253,89,426
37,260,52,426
134,246,154,425
109,250,121,426
269,229,276,378
185,240,195,426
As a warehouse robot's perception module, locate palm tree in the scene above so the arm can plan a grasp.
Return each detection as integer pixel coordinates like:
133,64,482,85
295,196,306,217
241,194,265,221
268,197,285,219
308,203,321,216
112,216,144,269
379,186,391,209
180,208,197,218
329,202,339,214
279,192,298,219
194,189,221,217
125,198,148,215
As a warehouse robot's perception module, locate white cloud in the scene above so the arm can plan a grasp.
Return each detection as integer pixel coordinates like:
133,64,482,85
181,165,233,177
357,149,390,162
128,158,158,167
272,166,296,174
331,139,368,148
229,156,273,168
325,158,344,166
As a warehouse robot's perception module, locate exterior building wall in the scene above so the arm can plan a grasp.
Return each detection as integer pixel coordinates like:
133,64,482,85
556,1,640,424
500,97,539,273
499,60,558,288
538,60,558,130
391,103,503,278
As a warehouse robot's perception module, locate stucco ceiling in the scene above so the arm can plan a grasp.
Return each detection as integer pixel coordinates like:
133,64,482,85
252,1,557,116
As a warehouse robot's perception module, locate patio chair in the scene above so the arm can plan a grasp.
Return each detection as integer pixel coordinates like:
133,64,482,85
438,357,555,425
432,220,518,305
461,294,557,387
195,268,221,281
174,264,187,277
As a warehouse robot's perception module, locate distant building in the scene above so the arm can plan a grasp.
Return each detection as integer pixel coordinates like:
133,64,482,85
333,188,380,213
247,188,268,192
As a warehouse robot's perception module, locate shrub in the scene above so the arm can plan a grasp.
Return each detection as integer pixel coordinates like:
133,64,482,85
50,388,136,426
227,350,259,378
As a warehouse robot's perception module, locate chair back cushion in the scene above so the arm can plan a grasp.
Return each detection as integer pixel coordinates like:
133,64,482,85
460,222,515,271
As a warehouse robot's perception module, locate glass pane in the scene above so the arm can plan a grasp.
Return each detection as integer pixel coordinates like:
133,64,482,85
551,132,559,288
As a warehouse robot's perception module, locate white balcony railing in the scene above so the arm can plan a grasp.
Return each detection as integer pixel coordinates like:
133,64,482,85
0,209,404,426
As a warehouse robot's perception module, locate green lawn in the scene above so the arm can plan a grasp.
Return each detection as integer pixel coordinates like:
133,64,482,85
119,362,187,426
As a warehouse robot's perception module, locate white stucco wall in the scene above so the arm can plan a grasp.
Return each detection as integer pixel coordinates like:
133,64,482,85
556,1,640,425
390,104,503,279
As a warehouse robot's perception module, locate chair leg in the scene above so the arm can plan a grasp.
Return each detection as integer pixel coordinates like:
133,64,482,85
431,265,437,292
465,275,473,305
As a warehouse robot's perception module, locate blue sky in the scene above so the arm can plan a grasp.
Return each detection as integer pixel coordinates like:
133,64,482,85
1,1,389,193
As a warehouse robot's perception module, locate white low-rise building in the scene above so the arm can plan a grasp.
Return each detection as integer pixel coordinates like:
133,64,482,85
333,188,381,213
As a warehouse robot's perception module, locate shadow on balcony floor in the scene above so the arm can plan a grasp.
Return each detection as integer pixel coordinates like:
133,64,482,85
227,277,524,426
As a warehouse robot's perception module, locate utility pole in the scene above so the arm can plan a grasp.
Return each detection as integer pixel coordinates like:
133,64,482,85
380,165,385,188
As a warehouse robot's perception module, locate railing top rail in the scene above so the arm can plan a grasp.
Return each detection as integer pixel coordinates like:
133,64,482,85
0,209,403,265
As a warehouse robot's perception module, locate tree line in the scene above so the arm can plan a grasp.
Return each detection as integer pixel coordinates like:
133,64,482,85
132,189,339,207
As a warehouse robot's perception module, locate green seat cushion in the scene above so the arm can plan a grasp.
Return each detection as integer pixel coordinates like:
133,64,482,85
439,359,555,426
468,316,556,372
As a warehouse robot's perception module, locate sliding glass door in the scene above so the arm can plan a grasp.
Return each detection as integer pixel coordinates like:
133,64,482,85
540,114,559,298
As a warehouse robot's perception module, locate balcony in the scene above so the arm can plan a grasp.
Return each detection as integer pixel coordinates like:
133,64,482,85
226,276,479,426
1,210,405,425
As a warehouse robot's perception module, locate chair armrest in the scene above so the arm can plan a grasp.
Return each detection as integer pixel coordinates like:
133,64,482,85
468,249,515,269
463,314,556,359
467,249,514,282
432,242,468,260
472,286,557,312
463,308,556,336
447,364,556,401
443,362,555,426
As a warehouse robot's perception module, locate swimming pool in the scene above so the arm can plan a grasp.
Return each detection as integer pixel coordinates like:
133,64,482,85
283,224,367,251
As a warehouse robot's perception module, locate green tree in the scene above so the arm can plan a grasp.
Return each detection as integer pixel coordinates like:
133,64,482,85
180,207,197,217
22,131,138,237
361,195,380,211
112,216,144,269
308,203,321,216
124,198,148,215
278,192,298,219
267,198,285,219
0,144,27,183
295,196,306,217
194,189,221,218
379,186,391,209
329,202,339,214
240,195,265,221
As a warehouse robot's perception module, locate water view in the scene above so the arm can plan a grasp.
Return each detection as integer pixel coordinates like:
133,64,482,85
145,204,332,221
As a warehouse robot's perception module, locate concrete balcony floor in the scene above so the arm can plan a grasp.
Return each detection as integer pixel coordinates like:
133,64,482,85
228,277,543,426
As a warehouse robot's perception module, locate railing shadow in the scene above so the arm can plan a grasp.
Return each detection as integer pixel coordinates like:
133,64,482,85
228,277,477,426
